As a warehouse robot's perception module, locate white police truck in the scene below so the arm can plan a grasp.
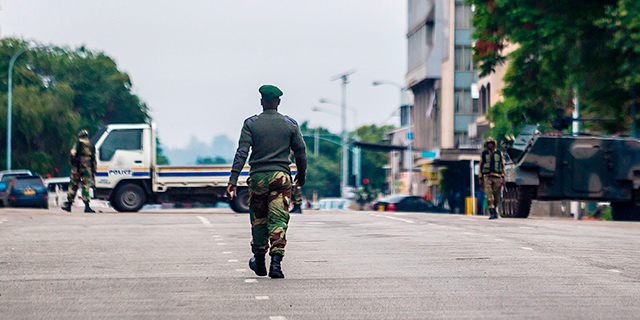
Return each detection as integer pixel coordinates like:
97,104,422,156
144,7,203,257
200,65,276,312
91,123,295,213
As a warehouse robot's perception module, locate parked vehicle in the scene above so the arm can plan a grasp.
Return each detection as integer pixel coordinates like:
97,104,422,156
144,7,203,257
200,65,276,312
371,194,445,213
90,123,295,213
4,175,48,209
0,170,32,184
316,198,352,210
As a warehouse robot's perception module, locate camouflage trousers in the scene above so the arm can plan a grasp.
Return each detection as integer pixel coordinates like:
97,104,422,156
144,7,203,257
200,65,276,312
248,171,292,257
483,176,502,209
291,185,302,205
67,167,93,203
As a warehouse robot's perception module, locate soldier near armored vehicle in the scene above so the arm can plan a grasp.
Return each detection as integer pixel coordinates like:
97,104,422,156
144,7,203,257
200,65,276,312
290,185,303,213
61,129,96,213
227,85,307,279
479,137,505,220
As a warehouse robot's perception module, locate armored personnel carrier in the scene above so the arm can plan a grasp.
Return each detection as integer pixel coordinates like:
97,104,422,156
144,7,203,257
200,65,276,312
500,125,640,221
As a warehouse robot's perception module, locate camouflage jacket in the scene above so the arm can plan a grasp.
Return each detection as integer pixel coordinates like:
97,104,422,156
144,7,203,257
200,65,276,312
70,138,96,172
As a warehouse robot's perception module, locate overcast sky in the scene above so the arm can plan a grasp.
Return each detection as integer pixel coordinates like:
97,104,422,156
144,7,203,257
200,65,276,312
2,0,407,148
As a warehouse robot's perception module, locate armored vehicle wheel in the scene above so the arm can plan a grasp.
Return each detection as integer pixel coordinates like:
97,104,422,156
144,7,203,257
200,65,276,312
229,188,250,213
111,183,147,212
499,184,533,218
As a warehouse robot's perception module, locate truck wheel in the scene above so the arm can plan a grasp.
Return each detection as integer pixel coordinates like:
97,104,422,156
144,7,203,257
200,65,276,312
500,185,533,218
112,183,147,212
611,202,640,221
229,188,250,213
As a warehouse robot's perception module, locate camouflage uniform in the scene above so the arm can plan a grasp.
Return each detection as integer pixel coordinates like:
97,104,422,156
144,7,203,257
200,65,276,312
248,171,292,257
479,137,505,218
67,131,96,205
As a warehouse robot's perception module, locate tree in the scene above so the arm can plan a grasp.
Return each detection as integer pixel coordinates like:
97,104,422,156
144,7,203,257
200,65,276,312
471,0,632,137
196,156,227,164
0,38,156,175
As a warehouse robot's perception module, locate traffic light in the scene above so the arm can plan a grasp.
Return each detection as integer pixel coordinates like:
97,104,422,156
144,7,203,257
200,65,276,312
362,178,369,185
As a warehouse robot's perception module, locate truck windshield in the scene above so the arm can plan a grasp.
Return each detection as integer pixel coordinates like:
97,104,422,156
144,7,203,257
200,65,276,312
99,129,143,161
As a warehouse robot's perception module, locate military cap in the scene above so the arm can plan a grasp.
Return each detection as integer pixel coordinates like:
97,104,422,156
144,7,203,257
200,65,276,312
78,129,89,138
259,85,283,102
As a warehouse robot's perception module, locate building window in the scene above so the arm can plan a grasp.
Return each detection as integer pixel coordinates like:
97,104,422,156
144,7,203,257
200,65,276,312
454,89,472,113
454,46,474,71
455,3,472,29
486,83,491,113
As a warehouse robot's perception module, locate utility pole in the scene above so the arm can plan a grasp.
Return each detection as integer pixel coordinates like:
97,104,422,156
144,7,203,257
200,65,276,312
331,70,356,198
571,86,580,220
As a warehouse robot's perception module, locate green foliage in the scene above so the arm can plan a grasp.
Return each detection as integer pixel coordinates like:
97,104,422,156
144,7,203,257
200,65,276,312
156,137,170,165
471,0,634,138
196,156,227,164
299,122,394,198
0,38,155,175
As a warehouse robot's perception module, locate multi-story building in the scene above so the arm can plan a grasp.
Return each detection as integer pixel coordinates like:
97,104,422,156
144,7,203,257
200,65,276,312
400,0,485,199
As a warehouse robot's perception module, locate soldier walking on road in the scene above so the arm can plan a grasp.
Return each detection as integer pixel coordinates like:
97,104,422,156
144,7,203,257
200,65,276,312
227,85,307,279
479,137,505,220
61,129,96,213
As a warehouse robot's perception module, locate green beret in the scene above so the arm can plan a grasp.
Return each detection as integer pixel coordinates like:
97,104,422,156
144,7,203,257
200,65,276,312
259,85,283,101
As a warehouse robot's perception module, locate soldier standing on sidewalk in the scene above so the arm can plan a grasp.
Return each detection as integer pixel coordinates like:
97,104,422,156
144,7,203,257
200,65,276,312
479,137,505,220
227,85,307,279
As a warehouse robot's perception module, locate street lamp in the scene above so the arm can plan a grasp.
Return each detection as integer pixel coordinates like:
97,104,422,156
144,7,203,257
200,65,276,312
329,69,356,198
318,98,359,129
7,47,28,170
373,80,414,195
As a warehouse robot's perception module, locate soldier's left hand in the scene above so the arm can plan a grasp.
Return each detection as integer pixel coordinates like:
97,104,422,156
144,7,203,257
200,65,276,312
294,174,305,187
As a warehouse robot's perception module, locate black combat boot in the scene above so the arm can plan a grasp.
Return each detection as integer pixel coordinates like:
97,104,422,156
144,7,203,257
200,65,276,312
289,204,302,214
84,202,96,213
61,201,72,212
269,255,285,279
249,254,267,276
489,208,498,219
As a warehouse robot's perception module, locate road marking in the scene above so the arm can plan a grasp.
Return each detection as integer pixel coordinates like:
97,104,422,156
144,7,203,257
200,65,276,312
521,247,534,251
519,226,534,230
197,216,211,225
228,259,239,262
608,269,622,273
494,239,506,242
372,214,415,224
255,296,270,300
269,317,287,320
213,235,221,238
460,218,475,221
223,251,232,254
245,279,258,283
463,232,476,236
236,268,247,272
217,243,227,246
214,239,223,241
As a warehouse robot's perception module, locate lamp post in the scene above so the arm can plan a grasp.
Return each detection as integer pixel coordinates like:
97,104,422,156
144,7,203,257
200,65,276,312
373,80,413,195
6,48,27,170
329,70,356,198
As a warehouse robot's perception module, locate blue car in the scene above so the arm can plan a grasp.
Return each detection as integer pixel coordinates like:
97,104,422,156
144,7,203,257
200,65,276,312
3,175,49,209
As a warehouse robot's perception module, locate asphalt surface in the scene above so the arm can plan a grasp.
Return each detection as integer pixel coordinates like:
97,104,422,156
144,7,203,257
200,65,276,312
1,206,640,319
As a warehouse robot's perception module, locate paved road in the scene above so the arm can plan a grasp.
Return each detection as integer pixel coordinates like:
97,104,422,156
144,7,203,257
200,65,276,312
1,207,640,319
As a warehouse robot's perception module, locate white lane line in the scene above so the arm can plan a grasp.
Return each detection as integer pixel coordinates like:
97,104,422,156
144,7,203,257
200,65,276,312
228,259,239,262
255,296,270,300
245,279,258,283
269,317,287,320
608,269,622,273
519,226,534,230
521,247,534,251
197,216,211,225
213,235,221,238
214,239,223,241
372,214,415,224
460,218,475,221
223,251,232,254
236,268,247,272
463,232,476,236
217,243,227,246
494,239,506,242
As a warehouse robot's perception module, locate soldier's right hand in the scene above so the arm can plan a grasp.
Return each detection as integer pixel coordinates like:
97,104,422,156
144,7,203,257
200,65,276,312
226,184,236,200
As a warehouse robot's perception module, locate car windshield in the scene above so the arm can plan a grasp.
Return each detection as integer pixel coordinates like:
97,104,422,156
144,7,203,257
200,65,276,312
14,178,44,189
3,174,31,184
